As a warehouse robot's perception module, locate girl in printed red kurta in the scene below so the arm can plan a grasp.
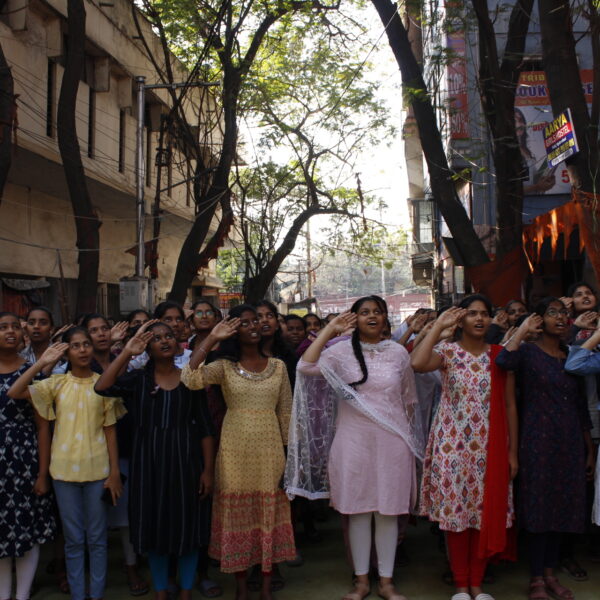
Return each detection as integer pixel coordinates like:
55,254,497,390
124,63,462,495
412,295,517,600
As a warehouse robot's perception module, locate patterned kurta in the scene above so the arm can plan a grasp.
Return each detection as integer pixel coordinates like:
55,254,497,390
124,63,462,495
0,365,56,558
182,358,296,572
497,343,591,533
419,342,514,532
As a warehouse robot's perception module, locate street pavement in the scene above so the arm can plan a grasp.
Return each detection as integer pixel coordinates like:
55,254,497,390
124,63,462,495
29,516,600,599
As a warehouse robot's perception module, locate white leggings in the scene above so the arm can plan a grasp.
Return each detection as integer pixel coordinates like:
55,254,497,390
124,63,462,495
348,512,398,578
0,544,40,600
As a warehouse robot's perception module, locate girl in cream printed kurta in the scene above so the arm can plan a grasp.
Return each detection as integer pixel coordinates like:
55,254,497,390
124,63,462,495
181,304,295,600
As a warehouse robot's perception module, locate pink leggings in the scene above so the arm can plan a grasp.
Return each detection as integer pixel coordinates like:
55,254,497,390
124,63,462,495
446,528,489,588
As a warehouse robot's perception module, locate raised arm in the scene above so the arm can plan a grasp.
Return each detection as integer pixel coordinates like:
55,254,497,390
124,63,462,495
188,318,240,370
8,343,69,400
411,308,464,372
302,312,357,364
95,332,152,392
501,313,543,352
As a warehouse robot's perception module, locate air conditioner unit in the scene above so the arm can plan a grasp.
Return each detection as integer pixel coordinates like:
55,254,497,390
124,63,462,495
119,277,149,313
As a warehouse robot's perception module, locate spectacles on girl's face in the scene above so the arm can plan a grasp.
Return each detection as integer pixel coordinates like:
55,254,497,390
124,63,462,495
195,310,215,317
69,340,92,350
546,308,569,318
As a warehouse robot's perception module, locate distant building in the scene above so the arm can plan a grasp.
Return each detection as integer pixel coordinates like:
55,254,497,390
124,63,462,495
404,1,597,305
0,0,224,319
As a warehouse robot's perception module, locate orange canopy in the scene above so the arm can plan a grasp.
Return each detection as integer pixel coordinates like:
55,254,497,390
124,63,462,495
467,189,600,305
522,189,600,279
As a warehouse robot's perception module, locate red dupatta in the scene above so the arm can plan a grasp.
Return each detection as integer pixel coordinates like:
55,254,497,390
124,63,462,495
477,344,516,560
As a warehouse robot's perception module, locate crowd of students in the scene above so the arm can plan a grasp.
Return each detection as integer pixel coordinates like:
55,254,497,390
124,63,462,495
0,284,599,600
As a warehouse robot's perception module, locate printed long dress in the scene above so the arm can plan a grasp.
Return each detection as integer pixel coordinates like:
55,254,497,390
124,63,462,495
496,343,591,533
0,365,56,558
419,342,514,532
96,369,214,555
181,358,296,573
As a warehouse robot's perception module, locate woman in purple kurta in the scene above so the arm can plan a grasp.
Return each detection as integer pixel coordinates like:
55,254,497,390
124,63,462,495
495,297,594,600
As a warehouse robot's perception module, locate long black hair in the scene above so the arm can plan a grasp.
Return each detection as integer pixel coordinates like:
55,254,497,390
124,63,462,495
349,295,388,388
62,326,92,344
213,304,266,362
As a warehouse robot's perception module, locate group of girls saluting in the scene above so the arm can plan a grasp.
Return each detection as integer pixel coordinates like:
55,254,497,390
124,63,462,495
1,285,599,600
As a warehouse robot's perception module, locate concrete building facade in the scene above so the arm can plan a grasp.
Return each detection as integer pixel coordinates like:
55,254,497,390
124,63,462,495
0,0,223,320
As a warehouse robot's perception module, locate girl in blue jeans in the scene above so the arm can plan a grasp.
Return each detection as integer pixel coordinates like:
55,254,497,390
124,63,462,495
9,327,124,600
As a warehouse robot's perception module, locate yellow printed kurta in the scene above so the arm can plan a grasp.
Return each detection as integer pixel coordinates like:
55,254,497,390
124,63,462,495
29,372,124,482
181,358,296,572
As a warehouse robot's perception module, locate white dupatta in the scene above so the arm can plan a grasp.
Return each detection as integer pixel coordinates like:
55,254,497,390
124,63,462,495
284,339,425,500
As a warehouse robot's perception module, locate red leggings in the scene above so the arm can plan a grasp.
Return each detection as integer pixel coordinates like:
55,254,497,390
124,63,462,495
446,529,489,588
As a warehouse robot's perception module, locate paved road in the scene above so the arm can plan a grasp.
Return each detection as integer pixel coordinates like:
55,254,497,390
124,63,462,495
30,517,600,599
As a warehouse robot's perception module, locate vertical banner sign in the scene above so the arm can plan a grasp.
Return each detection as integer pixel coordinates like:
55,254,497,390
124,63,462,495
447,31,469,139
515,70,592,195
543,109,579,168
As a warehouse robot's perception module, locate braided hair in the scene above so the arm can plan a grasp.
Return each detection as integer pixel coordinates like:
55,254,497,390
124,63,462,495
348,295,388,388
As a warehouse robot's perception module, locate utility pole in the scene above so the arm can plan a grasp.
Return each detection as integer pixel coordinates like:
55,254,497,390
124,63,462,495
124,77,219,313
135,76,146,277
134,77,219,278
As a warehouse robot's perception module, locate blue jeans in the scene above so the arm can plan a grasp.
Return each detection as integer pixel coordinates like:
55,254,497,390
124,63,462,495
53,479,108,600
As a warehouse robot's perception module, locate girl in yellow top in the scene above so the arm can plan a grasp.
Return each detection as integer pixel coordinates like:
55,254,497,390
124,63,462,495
9,326,124,600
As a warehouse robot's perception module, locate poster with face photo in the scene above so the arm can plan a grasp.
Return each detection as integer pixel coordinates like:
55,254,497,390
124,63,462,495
514,71,593,195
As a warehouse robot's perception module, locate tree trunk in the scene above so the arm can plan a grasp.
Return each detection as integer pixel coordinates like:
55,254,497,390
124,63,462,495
0,25,13,207
539,0,599,192
57,0,100,314
167,70,240,304
243,206,349,304
370,0,489,267
472,0,533,255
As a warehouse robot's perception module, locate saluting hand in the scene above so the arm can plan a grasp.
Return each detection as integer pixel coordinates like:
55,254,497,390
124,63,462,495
325,311,357,336
124,332,153,356
38,343,69,367
110,321,129,343
518,313,543,337
574,311,597,330
209,317,241,341
434,307,466,330
51,324,74,342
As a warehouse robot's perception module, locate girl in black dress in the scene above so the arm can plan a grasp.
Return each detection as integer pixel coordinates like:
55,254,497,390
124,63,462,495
95,322,215,600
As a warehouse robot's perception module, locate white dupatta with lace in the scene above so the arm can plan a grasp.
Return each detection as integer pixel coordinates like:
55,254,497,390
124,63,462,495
284,339,425,500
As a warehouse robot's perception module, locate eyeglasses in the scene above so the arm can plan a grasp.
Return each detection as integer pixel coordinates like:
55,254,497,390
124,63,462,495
69,341,92,350
546,309,569,317
195,310,215,317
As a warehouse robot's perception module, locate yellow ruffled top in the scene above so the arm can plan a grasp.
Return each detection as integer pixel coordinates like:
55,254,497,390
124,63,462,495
29,372,125,482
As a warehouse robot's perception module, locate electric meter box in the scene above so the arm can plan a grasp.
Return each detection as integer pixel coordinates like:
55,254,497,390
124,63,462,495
119,277,149,313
